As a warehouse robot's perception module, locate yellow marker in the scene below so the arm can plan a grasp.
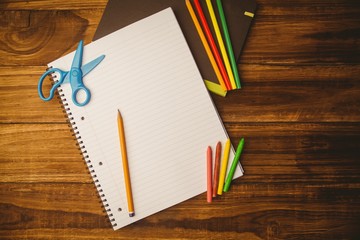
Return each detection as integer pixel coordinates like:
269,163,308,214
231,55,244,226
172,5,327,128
205,0,236,90
204,80,227,97
244,11,254,18
185,0,227,91
217,138,231,195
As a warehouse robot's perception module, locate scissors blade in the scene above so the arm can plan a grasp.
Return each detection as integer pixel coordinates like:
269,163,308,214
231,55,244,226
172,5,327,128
63,55,105,84
81,55,105,77
71,40,83,69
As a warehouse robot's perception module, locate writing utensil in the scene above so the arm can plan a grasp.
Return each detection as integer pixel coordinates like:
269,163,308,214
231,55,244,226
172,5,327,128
193,0,232,90
216,0,241,89
205,0,236,90
207,146,212,203
223,138,245,192
217,138,230,195
117,110,135,217
212,141,221,197
185,0,227,91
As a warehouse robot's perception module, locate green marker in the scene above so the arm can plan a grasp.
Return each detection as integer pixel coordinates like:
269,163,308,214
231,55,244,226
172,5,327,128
216,0,241,89
223,138,245,192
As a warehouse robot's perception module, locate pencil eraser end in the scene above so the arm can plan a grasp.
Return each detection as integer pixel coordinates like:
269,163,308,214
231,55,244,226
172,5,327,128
129,212,135,217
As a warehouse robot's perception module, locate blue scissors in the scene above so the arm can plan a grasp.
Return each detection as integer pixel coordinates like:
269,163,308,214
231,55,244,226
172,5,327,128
38,40,105,107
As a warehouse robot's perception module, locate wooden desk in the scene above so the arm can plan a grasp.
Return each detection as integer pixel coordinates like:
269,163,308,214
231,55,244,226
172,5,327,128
1,0,359,239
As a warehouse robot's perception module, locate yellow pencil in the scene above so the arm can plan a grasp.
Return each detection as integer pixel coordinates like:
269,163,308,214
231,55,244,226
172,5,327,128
117,110,135,217
185,0,227,91
217,138,230,195
205,0,236,90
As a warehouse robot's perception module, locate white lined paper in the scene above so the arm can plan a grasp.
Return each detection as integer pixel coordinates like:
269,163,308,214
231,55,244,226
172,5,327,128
52,8,243,230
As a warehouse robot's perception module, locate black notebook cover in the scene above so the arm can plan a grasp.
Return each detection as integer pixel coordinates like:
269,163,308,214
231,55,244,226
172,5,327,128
93,0,256,84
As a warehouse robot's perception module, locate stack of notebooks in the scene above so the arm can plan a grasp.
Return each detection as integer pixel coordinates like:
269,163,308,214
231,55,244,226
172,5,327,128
48,0,256,230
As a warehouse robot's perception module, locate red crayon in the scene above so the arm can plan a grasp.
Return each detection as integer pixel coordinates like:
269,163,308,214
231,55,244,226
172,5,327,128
193,0,231,90
207,146,213,203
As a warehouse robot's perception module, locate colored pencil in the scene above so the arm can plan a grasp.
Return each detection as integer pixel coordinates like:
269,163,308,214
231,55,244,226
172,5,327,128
185,0,227,91
193,0,232,90
216,0,241,88
205,0,236,89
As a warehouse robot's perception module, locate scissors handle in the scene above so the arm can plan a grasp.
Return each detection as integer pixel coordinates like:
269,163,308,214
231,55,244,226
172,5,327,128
69,68,91,107
38,68,67,101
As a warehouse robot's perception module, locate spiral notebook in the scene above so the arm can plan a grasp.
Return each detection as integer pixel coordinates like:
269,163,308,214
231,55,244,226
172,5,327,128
50,8,243,230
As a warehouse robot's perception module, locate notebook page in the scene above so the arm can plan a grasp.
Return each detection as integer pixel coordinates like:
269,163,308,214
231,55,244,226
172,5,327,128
52,8,243,230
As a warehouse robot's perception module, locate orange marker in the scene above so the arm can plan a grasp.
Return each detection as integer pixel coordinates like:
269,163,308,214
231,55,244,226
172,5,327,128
207,146,212,203
212,141,221,197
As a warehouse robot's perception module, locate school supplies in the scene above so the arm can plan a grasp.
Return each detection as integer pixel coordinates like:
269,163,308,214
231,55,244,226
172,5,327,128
92,0,256,96
224,138,245,192
193,0,231,90
222,0,256,61
117,110,135,217
205,0,236,89
217,138,230,195
207,146,213,203
49,9,243,230
212,141,222,197
186,0,227,91
37,41,104,106
216,0,241,88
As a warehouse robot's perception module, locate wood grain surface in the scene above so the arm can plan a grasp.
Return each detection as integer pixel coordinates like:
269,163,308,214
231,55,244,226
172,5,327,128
1,0,359,239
